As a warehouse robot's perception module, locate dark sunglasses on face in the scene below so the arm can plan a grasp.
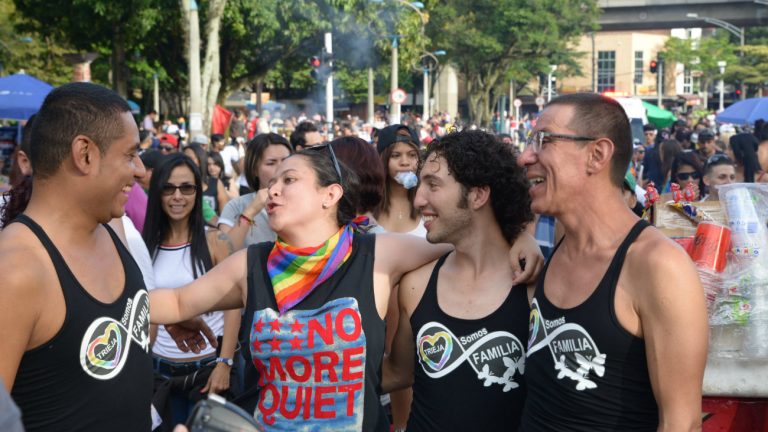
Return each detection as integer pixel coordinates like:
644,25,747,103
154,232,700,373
160,145,175,152
676,172,701,181
161,183,196,196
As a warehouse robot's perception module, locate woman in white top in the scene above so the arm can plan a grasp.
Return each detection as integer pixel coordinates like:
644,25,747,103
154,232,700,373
142,154,238,426
374,125,426,237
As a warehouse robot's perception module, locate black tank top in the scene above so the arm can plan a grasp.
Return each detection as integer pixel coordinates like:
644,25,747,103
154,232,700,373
408,253,529,432
520,220,658,431
10,215,152,432
241,233,388,431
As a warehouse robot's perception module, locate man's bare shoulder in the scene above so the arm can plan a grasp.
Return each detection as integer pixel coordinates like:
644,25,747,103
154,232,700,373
625,225,702,298
399,259,439,315
0,224,49,307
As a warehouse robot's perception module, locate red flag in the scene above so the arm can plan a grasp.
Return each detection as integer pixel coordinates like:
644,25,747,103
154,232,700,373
211,105,233,135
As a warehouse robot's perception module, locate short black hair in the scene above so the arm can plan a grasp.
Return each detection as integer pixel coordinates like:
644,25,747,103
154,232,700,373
210,134,225,145
546,93,632,188
290,121,319,151
422,130,533,243
30,82,131,178
643,124,656,132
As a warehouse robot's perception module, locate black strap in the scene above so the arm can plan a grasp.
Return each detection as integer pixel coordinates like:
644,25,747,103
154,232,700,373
424,252,451,303
604,219,650,289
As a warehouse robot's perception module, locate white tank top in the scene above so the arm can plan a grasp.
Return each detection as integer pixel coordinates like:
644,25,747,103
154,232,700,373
150,243,224,359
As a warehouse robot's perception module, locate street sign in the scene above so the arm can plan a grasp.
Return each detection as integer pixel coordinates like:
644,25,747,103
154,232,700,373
391,88,407,104
535,96,545,107
513,98,522,108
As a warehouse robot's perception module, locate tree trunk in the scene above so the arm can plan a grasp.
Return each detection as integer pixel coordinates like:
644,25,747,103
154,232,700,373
112,24,128,98
201,0,227,134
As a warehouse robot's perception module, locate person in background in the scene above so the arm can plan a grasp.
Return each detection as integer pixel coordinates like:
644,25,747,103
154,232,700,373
208,151,238,199
142,154,239,427
183,143,229,218
729,133,765,183
670,151,705,201
702,154,736,202
290,121,324,151
642,124,656,148
642,138,682,191
159,133,179,155
218,133,292,250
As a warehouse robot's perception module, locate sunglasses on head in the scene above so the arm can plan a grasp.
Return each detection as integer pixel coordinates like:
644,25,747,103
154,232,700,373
705,153,731,168
306,143,343,185
676,172,701,181
161,183,196,196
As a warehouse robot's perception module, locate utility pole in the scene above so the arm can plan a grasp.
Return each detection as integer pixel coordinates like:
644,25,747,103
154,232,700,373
325,32,334,140
153,73,160,116
367,67,374,125
657,57,663,108
188,0,203,137
390,37,400,125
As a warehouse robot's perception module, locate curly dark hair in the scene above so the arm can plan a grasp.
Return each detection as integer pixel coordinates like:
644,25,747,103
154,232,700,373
329,136,384,214
422,130,533,243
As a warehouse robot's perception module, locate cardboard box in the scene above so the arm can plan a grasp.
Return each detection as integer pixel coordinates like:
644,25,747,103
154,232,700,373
653,194,728,238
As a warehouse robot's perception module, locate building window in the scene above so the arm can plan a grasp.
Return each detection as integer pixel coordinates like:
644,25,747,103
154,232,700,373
683,69,692,94
597,50,616,93
634,51,643,84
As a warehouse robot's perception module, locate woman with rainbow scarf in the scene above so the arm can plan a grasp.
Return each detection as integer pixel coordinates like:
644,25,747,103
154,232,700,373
149,144,542,431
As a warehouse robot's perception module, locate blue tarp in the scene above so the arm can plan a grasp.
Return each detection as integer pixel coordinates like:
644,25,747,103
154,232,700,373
0,73,53,120
716,97,768,126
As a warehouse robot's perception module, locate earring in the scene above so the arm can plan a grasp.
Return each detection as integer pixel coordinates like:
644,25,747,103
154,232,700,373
322,202,328,209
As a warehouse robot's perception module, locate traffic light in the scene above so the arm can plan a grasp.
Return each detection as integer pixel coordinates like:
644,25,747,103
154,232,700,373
309,56,321,79
649,60,658,74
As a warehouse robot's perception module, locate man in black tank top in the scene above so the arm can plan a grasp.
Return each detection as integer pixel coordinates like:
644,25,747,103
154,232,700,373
517,93,708,431
382,131,537,431
0,83,158,431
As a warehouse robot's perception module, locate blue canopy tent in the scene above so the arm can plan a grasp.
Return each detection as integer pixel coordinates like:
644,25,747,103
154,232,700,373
0,73,53,121
716,97,768,126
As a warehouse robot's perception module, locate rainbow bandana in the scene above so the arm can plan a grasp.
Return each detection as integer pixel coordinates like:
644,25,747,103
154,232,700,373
268,224,355,314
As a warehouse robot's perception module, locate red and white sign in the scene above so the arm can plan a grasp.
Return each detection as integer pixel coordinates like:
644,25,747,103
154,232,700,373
513,98,522,108
391,88,407,104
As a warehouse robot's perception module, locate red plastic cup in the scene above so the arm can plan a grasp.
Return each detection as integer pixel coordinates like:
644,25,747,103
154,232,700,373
690,222,731,273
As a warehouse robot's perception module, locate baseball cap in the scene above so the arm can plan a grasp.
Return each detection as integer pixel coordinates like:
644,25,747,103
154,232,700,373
377,124,420,154
159,133,179,148
190,134,210,146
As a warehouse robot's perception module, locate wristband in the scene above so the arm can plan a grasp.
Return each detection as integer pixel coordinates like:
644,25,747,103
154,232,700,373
215,357,234,366
239,214,254,226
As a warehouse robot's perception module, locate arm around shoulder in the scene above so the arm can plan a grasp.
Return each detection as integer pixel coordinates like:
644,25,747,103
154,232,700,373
381,264,433,393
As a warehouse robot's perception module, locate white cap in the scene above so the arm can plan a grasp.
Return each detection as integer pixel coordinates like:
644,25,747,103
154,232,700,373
191,134,209,145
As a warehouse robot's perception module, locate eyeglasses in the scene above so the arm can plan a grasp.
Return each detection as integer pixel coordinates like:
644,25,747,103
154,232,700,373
161,183,197,196
676,172,701,181
306,143,343,185
525,130,596,153
160,145,175,152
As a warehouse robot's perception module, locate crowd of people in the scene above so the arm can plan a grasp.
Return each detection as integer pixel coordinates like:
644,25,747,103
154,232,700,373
0,81,760,432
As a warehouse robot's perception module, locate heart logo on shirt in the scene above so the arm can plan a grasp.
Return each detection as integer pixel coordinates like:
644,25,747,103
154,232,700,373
86,322,123,370
419,331,453,371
